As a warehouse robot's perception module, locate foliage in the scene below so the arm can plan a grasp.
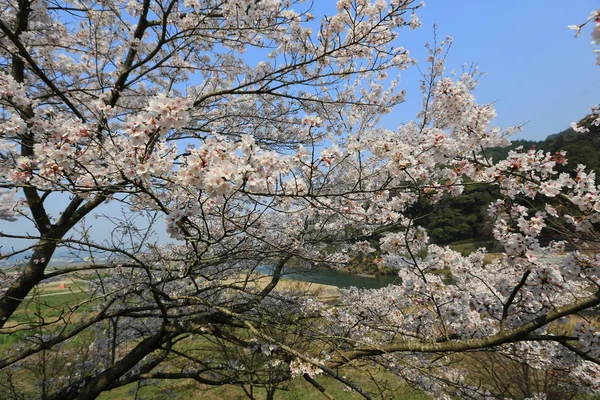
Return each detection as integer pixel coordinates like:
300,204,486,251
487,116,600,175
423,117,600,247
1,2,600,400
418,184,499,244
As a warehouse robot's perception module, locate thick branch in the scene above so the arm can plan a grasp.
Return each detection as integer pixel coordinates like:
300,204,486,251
331,290,600,367
47,329,171,400
0,238,57,328
0,194,107,328
304,373,336,400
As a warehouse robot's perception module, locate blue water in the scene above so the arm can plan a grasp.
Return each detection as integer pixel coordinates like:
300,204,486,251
256,265,399,289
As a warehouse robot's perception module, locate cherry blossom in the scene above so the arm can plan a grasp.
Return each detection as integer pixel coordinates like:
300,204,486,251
1,2,600,399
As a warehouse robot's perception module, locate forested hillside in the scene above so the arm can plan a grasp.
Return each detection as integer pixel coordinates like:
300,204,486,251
421,114,600,246
486,114,600,170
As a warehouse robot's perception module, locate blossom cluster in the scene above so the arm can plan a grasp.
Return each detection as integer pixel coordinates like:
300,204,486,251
4,1,600,399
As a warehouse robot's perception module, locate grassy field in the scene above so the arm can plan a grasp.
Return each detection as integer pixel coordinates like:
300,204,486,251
0,281,429,400
3,262,597,400
99,370,430,400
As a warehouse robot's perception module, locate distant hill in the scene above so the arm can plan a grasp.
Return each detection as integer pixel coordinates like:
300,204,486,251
485,114,600,173
421,114,600,246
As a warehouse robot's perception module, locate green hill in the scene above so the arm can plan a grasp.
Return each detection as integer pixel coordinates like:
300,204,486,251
485,114,600,171
421,114,600,247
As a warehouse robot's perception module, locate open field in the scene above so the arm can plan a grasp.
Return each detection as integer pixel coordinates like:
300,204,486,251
98,371,430,400
3,259,595,400
0,274,429,400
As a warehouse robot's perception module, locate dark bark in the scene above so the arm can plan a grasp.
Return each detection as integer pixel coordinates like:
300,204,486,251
0,195,105,328
46,330,171,400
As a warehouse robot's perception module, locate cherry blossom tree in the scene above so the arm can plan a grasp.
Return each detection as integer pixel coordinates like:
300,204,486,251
1,1,600,399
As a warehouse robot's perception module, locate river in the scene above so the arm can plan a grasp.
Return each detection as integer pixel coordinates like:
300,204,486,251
256,265,399,289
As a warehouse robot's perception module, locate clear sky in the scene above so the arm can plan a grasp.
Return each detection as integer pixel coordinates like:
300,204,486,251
1,1,599,253
382,0,599,140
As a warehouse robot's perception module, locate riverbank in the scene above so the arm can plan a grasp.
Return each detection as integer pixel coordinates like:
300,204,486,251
256,265,399,289
251,272,341,302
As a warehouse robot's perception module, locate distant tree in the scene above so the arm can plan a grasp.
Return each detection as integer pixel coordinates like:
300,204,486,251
419,184,498,244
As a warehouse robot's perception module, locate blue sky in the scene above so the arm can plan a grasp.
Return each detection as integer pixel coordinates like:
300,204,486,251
1,1,599,253
389,0,599,140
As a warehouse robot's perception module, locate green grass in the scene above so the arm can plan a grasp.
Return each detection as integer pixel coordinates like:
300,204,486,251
0,289,429,400
9,290,92,323
447,239,480,255
3,282,598,400
0,289,98,354
99,369,430,400
446,238,500,256
0,328,28,347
